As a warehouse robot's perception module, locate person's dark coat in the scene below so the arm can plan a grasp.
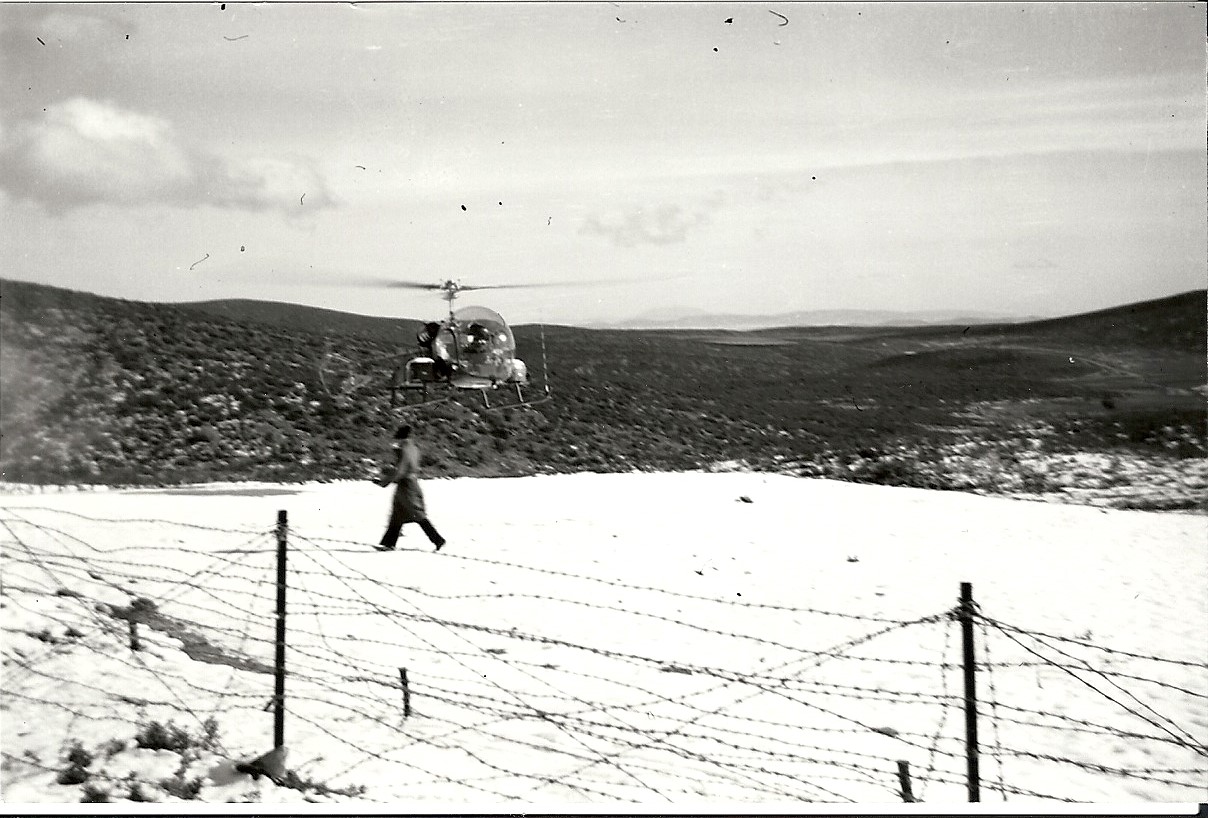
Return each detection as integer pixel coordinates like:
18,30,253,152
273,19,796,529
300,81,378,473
381,439,427,522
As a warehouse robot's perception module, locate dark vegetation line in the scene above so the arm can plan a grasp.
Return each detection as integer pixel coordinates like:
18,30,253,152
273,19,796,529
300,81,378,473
1,279,1203,510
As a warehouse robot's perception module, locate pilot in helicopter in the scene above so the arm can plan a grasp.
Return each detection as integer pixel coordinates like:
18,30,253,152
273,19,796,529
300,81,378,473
464,321,493,354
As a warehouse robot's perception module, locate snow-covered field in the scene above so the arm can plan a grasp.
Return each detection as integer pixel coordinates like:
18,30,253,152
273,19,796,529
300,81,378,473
2,473,1205,807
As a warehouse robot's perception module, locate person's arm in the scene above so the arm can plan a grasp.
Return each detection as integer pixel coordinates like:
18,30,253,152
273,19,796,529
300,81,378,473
378,449,404,487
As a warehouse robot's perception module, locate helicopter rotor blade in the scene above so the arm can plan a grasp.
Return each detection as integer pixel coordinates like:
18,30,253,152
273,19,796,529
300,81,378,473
459,278,635,291
457,284,547,291
344,277,447,290
332,275,648,292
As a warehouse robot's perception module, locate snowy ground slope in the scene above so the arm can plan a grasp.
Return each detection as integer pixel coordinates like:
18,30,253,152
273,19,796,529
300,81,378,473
2,473,1205,806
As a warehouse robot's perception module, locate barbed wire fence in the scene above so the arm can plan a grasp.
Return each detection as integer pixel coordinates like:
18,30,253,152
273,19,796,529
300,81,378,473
2,506,1205,804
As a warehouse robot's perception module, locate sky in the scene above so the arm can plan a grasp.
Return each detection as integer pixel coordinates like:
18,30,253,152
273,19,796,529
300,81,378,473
0,2,1204,326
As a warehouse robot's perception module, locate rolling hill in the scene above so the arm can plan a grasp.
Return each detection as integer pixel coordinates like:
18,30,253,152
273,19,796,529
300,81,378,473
1,278,1203,509
178,299,421,347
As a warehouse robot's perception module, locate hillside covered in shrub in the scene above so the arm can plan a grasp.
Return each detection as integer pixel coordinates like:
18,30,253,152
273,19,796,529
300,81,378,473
2,279,1204,509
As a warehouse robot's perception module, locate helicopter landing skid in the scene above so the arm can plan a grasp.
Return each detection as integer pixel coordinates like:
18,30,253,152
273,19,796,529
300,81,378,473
390,381,548,412
390,383,448,409
478,384,551,412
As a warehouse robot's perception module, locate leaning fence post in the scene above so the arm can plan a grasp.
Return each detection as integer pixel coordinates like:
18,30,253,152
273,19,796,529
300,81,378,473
399,668,411,718
959,581,980,802
896,759,916,802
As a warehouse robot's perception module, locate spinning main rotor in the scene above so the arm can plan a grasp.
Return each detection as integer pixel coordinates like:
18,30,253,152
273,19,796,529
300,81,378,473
351,277,587,322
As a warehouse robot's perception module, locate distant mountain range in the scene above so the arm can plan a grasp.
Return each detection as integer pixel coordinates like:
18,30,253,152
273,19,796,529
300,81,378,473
591,307,1046,331
182,300,1038,333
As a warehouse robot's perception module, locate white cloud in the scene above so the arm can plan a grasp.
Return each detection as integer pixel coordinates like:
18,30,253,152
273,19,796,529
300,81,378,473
6,98,194,204
214,156,334,212
0,97,333,214
580,204,708,248
579,193,731,248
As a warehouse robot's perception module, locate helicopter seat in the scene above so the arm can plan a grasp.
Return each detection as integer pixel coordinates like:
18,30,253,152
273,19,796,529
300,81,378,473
403,357,437,385
510,358,529,385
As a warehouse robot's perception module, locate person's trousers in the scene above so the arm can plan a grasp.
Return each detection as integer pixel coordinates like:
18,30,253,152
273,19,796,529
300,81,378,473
380,516,444,549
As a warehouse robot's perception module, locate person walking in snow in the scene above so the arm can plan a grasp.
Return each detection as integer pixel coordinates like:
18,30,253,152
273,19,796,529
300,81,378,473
375,424,445,552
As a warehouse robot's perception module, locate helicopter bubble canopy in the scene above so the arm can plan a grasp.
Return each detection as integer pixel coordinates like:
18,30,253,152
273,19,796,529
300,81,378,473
437,306,517,382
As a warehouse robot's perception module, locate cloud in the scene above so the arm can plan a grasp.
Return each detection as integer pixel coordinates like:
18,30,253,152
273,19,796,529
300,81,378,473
0,97,333,214
579,200,719,248
214,156,334,213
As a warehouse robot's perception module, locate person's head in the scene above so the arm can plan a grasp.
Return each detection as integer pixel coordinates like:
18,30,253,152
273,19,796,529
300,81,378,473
394,425,412,441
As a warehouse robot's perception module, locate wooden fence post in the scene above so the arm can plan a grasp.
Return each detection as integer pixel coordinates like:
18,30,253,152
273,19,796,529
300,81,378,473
234,510,290,784
959,581,980,802
128,620,140,652
273,509,288,749
896,759,916,802
400,668,411,718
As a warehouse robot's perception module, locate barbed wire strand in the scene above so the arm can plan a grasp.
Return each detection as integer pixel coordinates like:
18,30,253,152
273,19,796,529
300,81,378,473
207,580,262,726
5,513,275,716
283,706,622,803
986,611,1208,748
980,618,1008,802
251,563,957,670
273,656,956,783
289,532,674,802
10,531,1197,775
3,516,235,758
978,615,1208,703
916,615,955,801
0,506,269,536
526,610,947,802
290,534,921,624
278,555,939,633
284,684,824,802
0,520,132,686
284,547,404,719
976,617,1208,670
4,509,1204,803
994,748,1206,788
7,550,278,611
154,535,277,610
7,647,267,712
296,584,799,803
404,678,896,796
0,515,278,610
298,575,860,802
983,619,1206,757
297,651,958,782
1,526,278,683
279,571,865,669
279,574,915,662
711,618,984,769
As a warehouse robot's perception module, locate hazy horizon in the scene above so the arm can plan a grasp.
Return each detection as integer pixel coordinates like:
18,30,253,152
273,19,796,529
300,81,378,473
16,272,1197,332
1,3,1204,325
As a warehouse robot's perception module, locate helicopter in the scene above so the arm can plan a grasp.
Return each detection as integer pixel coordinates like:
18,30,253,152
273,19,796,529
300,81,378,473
318,278,552,410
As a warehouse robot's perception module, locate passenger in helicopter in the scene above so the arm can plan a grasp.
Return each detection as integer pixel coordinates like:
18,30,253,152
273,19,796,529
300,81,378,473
417,321,453,379
417,322,440,351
